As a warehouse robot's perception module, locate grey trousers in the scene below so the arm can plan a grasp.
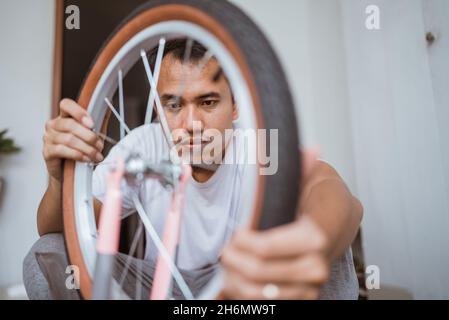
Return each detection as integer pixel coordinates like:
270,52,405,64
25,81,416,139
23,233,217,300
23,234,359,300
23,234,79,299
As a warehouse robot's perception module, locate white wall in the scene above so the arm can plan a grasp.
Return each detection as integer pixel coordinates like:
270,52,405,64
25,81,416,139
0,0,55,287
341,0,449,298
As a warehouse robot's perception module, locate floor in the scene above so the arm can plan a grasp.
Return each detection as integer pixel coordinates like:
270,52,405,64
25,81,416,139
0,283,28,300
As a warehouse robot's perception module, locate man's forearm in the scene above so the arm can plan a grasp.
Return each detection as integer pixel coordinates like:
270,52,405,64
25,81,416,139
37,177,63,236
300,162,363,262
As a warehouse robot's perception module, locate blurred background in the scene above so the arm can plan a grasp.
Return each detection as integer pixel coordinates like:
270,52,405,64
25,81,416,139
0,0,448,299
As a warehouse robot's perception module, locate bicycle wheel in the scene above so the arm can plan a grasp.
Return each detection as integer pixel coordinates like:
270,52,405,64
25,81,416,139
63,0,300,300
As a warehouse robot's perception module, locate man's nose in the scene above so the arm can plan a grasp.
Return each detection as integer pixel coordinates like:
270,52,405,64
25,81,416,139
182,104,203,134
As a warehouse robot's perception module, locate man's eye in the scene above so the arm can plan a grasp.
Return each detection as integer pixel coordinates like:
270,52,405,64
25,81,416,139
164,103,181,110
201,100,218,107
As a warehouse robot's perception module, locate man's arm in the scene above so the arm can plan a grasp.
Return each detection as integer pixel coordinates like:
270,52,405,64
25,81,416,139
37,177,63,236
221,157,363,299
299,160,363,261
37,180,102,236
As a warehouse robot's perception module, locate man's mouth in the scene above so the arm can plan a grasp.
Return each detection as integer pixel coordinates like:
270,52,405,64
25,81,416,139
177,137,213,148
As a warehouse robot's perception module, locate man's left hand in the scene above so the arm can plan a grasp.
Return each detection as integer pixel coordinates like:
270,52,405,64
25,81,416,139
221,215,330,300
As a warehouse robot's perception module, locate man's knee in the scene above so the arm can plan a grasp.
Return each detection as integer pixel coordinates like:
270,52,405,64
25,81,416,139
23,233,71,299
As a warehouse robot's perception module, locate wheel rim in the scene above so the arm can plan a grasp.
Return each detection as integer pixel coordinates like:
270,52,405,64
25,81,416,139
63,5,269,300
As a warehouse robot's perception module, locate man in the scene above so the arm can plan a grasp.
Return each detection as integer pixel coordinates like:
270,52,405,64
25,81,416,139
25,40,362,299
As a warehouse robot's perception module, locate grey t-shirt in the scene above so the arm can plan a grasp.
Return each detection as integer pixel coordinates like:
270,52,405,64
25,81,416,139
320,248,359,299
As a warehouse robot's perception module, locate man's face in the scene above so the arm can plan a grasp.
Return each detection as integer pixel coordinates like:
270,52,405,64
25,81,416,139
156,53,238,164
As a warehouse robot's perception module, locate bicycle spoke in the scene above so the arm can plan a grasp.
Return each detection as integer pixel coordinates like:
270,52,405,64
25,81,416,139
135,251,143,300
132,193,194,300
97,131,120,146
104,97,131,134
118,69,126,139
175,42,213,101
140,50,174,149
145,38,166,124
113,184,187,299
117,220,143,287
183,38,194,63
82,132,136,169
176,38,193,97
96,132,146,161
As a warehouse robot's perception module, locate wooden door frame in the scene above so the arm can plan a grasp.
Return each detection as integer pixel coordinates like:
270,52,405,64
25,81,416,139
51,0,64,118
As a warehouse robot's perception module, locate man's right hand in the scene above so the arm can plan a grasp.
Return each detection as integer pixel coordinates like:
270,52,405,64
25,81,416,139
43,98,104,182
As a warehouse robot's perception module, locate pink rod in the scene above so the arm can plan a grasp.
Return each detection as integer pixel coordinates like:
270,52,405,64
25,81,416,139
150,164,191,299
96,158,125,255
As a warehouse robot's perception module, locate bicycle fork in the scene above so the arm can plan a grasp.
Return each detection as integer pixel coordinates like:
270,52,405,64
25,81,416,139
150,164,191,300
92,159,125,300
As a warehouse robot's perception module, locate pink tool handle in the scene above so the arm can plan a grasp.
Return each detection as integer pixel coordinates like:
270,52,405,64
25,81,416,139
150,164,191,300
150,206,181,299
96,158,125,255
